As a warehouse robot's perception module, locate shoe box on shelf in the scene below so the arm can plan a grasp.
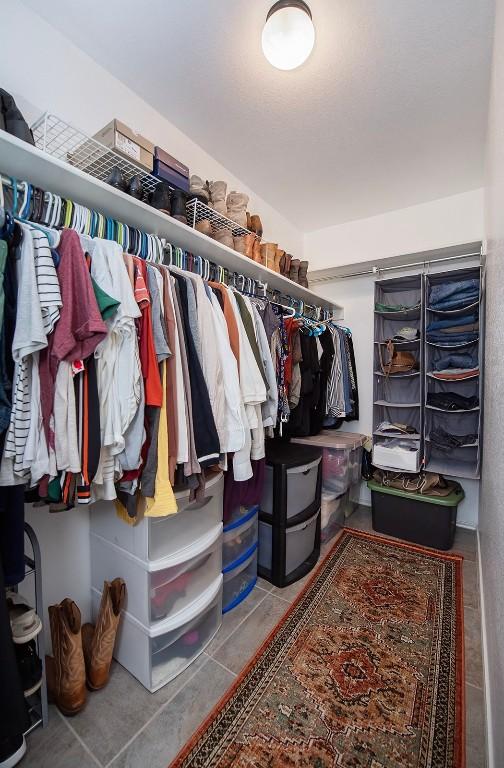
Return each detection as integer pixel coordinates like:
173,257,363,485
292,431,365,541
222,505,259,613
93,119,155,172
258,441,322,588
152,147,190,193
90,472,224,693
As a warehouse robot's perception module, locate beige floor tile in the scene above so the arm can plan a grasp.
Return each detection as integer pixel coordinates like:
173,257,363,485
464,606,484,688
466,684,487,767
205,586,268,656
25,706,99,768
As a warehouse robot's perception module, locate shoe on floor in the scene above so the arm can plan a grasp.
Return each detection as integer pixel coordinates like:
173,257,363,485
7,591,42,644
15,640,42,697
0,735,26,768
46,598,86,716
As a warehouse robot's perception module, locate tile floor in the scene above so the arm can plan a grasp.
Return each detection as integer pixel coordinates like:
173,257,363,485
24,506,487,768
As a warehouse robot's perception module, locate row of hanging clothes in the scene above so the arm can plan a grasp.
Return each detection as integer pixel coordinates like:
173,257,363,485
0,173,357,524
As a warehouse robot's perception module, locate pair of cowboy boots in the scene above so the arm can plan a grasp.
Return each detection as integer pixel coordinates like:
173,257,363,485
46,579,126,716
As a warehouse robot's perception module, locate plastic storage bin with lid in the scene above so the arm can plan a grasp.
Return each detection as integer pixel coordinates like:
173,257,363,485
367,478,465,550
291,432,365,536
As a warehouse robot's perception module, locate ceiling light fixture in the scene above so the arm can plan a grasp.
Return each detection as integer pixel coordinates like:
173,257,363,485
262,1,315,71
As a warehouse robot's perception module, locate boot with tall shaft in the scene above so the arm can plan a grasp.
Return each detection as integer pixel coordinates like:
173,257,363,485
46,599,86,716
82,578,126,691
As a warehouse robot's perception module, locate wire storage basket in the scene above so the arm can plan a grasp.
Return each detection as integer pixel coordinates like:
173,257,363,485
186,199,260,240
31,113,162,203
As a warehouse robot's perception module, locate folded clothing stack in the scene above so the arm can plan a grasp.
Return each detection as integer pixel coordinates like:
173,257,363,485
430,349,479,380
426,311,479,344
429,427,477,453
427,392,479,411
428,278,480,311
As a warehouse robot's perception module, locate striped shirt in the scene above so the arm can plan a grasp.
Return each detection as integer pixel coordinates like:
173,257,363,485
3,227,61,479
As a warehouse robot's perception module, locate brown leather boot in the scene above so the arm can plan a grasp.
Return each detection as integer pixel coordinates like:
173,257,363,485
280,253,292,277
82,578,126,691
298,260,309,288
233,235,247,255
244,233,256,259
249,214,263,238
275,248,285,274
261,243,277,270
46,599,86,716
253,238,264,264
289,258,301,283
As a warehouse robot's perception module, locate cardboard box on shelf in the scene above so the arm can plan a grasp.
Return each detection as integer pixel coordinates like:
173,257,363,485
154,146,189,179
93,119,155,172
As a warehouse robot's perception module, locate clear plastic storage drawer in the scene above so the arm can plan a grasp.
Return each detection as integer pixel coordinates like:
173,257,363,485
258,510,320,577
222,509,258,570
90,472,224,562
92,576,222,692
222,544,258,613
90,524,222,626
261,459,321,520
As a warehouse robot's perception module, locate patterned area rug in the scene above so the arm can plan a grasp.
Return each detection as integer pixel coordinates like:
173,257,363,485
170,529,464,768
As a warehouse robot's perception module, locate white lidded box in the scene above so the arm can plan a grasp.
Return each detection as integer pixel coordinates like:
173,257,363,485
90,472,223,562
91,524,222,626
92,575,222,693
258,510,320,577
261,458,321,520
222,509,258,570
373,439,420,472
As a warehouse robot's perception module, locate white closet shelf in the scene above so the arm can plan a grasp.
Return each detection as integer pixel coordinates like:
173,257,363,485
0,131,343,317
425,404,480,413
426,371,479,380
373,370,420,378
373,430,421,441
426,339,479,349
374,339,420,346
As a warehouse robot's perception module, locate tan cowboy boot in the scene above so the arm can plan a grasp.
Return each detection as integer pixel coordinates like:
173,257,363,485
280,253,292,277
46,599,86,716
233,235,247,255
289,258,301,283
261,243,277,270
82,578,126,691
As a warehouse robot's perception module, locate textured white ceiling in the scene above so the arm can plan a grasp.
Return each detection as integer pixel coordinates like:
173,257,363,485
23,0,494,231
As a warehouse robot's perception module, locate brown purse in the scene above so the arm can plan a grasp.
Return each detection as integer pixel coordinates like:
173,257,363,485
379,340,417,376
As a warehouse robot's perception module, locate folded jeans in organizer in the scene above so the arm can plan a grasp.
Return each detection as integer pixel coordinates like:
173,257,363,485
431,368,479,380
427,392,479,411
427,313,479,332
433,351,479,371
429,279,479,305
429,427,477,453
426,331,479,344
429,292,479,311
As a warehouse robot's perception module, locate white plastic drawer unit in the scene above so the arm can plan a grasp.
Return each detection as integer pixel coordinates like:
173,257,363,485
258,510,320,577
92,576,223,693
222,508,258,570
90,524,222,626
261,459,321,520
222,544,258,614
90,471,223,561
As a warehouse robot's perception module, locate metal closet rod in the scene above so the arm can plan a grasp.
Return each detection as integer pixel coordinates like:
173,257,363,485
310,250,483,283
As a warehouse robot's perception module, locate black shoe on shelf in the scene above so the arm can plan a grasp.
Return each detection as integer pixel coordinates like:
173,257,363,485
105,166,127,192
15,640,42,697
128,174,145,200
0,734,26,768
170,188,188,224
150,182,171,214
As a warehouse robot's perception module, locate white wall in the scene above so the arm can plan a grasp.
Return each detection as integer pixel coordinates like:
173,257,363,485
0,0,305,633
480,0,504,762
307,192,484,527
305,188,484,269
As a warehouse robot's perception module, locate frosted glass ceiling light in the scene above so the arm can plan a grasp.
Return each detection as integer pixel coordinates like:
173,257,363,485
262,1,315,71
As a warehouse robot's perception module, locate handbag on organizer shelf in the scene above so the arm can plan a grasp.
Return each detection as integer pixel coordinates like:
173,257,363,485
379,340,417,376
